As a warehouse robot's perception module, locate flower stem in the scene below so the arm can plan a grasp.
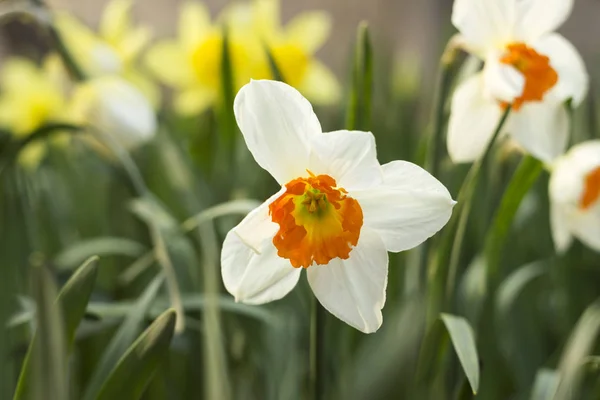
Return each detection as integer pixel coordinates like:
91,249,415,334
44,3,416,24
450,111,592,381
310,297,326,400
426,107,511,327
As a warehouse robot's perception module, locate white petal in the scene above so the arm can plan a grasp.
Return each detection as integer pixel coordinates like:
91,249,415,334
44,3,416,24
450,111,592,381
483,54,525,103
550,203,573,253
508,100,568,163
234,80,322,184
307,228,388,333
515,0,573,41
533,33,589,106
451,0,515,56
221,189,301,304
447,74,504,163
352,161,455,252
571,209,600,252
308,130,383,191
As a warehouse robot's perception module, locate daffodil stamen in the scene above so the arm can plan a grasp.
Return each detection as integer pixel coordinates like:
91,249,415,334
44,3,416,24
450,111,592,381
269,173,363,269
500,43,558,110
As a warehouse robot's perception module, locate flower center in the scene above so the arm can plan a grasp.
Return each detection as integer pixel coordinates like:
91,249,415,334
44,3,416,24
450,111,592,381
269,172,363,268
499,42,558,110
271,43,310,88
580,166,600,210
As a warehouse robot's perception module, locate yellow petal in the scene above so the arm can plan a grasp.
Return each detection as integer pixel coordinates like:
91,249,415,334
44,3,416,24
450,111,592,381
123,68,161,108
145,40,195,87
285,11,331,53
252,0,280,38
0,58,40,90
299,61,340,105
118,26,152,61
178,2,211,50
99,0,133,43
174,88,216,115
18,141,47,171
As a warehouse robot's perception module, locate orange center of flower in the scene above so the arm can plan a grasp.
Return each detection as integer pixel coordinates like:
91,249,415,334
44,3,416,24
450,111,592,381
499,42,558,110
269,172,363,268
580,167,600,210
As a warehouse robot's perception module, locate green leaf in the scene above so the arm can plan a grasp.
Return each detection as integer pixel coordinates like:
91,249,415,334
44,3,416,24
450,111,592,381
95,309,177,400
82,274,165,400
54,238,145,270
555,300,600,400
13,257,99,400
345,21,373,131
496,260,548,320
440,314,480,394
530,368,560,400
264,44,285,82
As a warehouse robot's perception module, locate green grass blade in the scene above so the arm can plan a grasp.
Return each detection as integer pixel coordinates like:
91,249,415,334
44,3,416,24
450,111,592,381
13,257,99,400
530,369,560,400
82,274,165,400
95,309,176,400
440,314,480,395
345,21,373,131
264,44,285,82
54,238,145,270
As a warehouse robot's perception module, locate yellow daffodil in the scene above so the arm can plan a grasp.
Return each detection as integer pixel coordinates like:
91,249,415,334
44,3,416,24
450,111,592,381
549,140,600,253
447,0,588,164
220,80,455,333
0,57,73,168
145,2,267,115
54,0,159,105
225,0,341,105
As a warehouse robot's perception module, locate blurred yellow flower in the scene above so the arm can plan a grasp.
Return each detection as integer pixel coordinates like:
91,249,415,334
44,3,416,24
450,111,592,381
145,2,267,115
225,0,341,105
54,0,159,105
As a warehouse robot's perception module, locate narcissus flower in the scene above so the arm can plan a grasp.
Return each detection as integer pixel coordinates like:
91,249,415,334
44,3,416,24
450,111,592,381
220,80,455,333
549,141,600,253
54,0,158,105
145,2,266,115
224,0,341,105
448,0,588,164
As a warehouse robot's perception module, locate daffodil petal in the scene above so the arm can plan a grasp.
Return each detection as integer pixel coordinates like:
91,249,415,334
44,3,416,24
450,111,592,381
515,0,573,41
352,161,455,252
534,33,588,106
550,203,573,253
123,69,161,109
299,61,341,105
234,80,322,184
508,100,568,163
174,88,216,116
451,0,515,56
549,141,600,205
308,130,382,191
447,74,504,163
285,11,331,53
483,53,525,103
145,41,195,87
307,228,388,333
119,26,152,61
99,0,132,43
221,191,301,304
179,1,211,50
571,210,600,252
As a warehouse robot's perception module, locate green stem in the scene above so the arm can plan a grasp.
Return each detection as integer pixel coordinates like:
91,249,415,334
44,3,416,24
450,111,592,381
310,297,325,400
426,107,511,326
345,22,373,132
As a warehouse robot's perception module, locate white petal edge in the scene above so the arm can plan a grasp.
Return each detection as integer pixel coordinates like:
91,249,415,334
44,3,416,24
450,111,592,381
533,33,589,106
221,187,301,304
508,100,568,164
307,228,388,334
447,74,504,163
483,53,525,103
308,130,383,191
352,161,455,252
234,80,322,184
549,202,573,253
571,208,600,252
515,0,574,42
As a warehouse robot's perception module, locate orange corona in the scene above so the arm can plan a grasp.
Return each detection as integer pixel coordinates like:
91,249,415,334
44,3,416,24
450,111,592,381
580,166,600,210
269,172,363,268
500,43,558,110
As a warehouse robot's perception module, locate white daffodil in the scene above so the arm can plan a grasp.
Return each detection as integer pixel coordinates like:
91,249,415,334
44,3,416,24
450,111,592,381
72,76,156,149
220,80,455,333
448,0,588,164
549,140,600,253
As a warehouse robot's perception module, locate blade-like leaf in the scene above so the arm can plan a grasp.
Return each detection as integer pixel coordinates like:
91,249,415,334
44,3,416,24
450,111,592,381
346,21,373,131
530,368,560,400
13,257,99,400
95,309,176,400
82,274,165,400
440,313,480,394
54,238,145,270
